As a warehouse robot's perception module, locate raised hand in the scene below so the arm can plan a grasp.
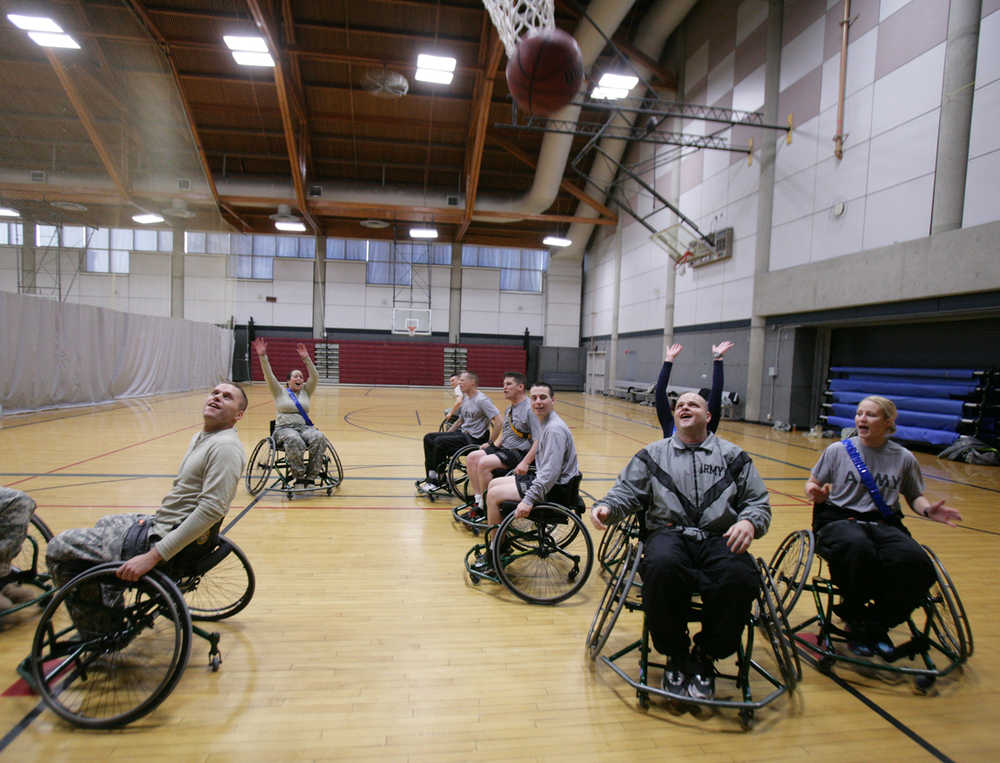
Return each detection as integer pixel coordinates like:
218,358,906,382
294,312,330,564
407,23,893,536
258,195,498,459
252,337,267,357
665,343,683,363
296,342,310,361
712,340,735,358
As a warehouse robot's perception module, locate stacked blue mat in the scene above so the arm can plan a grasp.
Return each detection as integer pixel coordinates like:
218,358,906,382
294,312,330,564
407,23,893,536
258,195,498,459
823,367,983,447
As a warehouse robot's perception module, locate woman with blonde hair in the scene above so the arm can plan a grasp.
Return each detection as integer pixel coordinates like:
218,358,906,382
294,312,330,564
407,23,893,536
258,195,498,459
805,395,962,656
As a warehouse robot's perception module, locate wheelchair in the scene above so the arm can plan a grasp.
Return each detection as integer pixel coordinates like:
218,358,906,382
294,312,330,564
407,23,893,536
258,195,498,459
463,478,593,605
451,452,534,531
20,529,255,729
586,525,799,730
769,529,973,693
0,513,56,619
417,440,483,503
246,420,343,498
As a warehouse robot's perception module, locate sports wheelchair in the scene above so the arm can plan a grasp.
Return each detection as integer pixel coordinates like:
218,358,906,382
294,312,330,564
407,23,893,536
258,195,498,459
0,513,55,619
246,420,343,498
463,478,593,605
586,524,799,730
417,441,483,503
768,529,972,693
20,527,254,728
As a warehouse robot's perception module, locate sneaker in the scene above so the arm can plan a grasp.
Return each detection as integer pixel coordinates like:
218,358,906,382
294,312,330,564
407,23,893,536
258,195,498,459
427,470,440,483
872,632,894,661
687,668,715,700
470,552,494,575
847,637,875,657
662,658,688,697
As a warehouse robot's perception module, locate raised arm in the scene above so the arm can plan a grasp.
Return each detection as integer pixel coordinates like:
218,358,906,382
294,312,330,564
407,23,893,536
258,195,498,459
297,343,319,395
707,341,733,433
655,343,682,437
253,338,283,398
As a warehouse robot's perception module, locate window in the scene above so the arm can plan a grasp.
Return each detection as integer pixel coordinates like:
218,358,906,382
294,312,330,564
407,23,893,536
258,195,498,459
83,227,130,274
461,245,548,292
185,230,312,280
0,223,23,246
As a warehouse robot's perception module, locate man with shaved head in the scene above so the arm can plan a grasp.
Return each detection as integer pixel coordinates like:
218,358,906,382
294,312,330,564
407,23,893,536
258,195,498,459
591,392,771,701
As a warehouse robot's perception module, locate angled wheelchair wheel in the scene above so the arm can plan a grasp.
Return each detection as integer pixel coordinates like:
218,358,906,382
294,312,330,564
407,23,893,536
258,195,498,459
586,537,642,659
446,443,479,502
921,545,973,662
245,438,276,495
320,438,344,489
29,564,191,729
494,503,594,605
756,560,800,690
439,415,458,432
597,513,637,577
767,529,814,615
180,539,255,622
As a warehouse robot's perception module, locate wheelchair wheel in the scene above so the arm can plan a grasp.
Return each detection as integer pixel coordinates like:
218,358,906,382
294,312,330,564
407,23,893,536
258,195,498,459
245,438,276,495
12,514,54,583
756,560,800,690
439,415,458,432
921,545,973,661
586,538,642,659
767,529,814,614
182,539,255,622
597,513,637,577
320,438,344,489
494,503,594,605
29,564,191,729
446,443,479,502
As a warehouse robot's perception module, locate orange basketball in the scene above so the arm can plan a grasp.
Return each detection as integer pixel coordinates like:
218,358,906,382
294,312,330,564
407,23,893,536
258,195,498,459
505,29,584,117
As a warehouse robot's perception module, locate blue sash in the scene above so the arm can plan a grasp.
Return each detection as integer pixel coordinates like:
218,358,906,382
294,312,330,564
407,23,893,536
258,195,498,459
842,439,895,519
287,389,313,427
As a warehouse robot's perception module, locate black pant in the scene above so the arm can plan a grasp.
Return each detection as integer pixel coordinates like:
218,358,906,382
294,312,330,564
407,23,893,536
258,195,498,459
423,431,480,474
640,529,760,662
813,503,935,632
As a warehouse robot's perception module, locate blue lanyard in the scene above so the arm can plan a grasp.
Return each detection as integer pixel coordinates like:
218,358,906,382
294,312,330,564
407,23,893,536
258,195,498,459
842,439,894,519
287,389,313,427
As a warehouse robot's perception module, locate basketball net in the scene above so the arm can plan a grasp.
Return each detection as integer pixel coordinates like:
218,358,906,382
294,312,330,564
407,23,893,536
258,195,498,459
481,0,555,58
405,319,418,337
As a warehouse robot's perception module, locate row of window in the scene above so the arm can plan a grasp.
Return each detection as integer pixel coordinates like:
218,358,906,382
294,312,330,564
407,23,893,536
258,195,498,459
0,224,549,292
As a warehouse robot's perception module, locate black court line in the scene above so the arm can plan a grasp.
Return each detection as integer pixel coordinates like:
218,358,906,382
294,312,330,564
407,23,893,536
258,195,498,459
797,650,954,762
342,407,421,441
0,703,46,754
415,409,421,426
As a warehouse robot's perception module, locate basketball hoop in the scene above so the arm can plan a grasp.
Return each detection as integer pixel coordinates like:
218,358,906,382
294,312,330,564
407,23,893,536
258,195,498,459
674,250,693,276
405,319,419,337
482,0,555,58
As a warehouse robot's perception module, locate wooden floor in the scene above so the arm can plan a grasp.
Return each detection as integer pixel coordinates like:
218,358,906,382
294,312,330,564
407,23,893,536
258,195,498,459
1,384,998,761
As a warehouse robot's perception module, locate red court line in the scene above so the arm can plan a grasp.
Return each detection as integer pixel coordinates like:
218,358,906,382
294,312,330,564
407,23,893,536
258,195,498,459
768,489,811,505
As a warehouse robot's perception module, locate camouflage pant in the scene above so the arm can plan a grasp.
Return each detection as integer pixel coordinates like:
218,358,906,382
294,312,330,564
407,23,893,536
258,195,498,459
46,513,155,589
274,424,326,479
0,487,35,577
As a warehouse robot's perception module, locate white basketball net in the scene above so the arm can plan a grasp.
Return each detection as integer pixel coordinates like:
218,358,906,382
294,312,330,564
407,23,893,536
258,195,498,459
482,0,556,58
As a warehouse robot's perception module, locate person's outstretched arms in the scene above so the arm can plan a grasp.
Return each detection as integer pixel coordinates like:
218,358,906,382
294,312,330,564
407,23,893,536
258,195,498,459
707,340,734,433
655,343,682,437
297,343,319,395
253,338,282,397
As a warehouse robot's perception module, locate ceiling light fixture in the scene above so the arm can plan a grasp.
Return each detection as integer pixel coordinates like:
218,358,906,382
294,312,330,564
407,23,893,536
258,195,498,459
50,200,87,212
161,198,196,219
543,236,572,248
591,72,639,101
7,14,80,49
409,227,438,239
132,212,165,225
0,206,20,217
415,53,456,85
275,221,307,232
223,35,274,67
270,204,306,232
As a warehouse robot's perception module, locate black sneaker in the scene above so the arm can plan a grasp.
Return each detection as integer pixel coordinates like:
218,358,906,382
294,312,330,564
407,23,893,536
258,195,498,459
470,552,494,575
662,658,688,697
872,632,894,660
427,470,440,483
687,668,715,700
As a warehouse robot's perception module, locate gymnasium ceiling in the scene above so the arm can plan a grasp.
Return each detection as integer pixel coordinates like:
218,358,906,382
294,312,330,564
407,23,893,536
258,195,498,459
0,0,679,250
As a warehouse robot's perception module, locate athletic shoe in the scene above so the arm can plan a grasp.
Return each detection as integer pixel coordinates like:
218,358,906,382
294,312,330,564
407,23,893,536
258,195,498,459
662,658,688,696
872,632,894,660
470,552,494,575
687,668,715,700
427,470,440,483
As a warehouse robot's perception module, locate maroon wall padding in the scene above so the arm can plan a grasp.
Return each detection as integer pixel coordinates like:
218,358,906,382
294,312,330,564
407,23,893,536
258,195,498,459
251,338,526,387
464,346,527,388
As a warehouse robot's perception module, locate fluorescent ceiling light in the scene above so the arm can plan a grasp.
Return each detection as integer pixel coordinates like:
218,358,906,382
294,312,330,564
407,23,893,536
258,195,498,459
590,86,628,101
543,236,572,248
0,207,20,217
275,221,306,232
414,69,453,85
132,213,165,224
7,14,63,32
409,227,438,239
417,54,456,72
598,73,639,90
223,35,268,52
232,50,274,67
27,31,80,49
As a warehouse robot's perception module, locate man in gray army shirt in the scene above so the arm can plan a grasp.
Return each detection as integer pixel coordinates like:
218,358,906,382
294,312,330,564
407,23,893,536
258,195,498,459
591,392,770,701
47,382,247,587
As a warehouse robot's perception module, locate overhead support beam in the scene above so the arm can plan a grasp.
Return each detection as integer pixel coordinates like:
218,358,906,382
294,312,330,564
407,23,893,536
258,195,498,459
488,133,617,223
244,0,318,234
121,0,251,232
457,29,504,242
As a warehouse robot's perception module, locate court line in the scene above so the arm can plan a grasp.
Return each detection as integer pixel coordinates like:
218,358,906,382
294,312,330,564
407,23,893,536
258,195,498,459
0,703,45,754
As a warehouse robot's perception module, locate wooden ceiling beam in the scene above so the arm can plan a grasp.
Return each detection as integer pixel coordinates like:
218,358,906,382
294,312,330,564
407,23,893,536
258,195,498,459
245,0,318,234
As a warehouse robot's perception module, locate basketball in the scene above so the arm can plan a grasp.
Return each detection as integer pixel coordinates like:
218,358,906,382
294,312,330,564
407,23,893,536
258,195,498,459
505,28,584,117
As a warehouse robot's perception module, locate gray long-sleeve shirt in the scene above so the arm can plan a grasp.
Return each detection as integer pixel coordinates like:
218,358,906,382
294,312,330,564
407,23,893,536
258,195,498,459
521,410,579,507
599,433,771,540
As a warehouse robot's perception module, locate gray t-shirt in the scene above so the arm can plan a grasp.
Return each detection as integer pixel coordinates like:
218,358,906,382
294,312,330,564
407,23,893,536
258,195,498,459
499,398,533,452
811,437,924,516
459,391,500,439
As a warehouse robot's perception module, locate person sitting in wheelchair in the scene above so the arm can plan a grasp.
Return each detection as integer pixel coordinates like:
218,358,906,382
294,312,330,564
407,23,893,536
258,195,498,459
472,381,580,572
0,487,39,609
443,373,464,425
805,395,962,658
419,371,501,491
45,383,247,627
253,337,327,486
465,371,536,518
590,392,771,701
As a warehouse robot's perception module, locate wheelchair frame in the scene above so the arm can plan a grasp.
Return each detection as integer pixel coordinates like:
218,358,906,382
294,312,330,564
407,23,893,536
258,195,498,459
586,533,799,730
417,441,479,504
0,513,56,619
246,425,344,499
770,529,973,693
21,535,254,729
